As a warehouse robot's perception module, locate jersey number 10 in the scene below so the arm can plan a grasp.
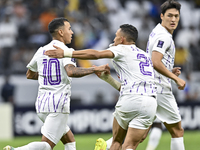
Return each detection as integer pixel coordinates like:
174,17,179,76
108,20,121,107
43,58,61,85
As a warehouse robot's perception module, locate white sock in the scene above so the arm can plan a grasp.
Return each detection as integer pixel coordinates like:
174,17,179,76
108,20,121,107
64,142,76,150
15,142,51,150
171,137,185,150
106,137,113,150
146,127,162,150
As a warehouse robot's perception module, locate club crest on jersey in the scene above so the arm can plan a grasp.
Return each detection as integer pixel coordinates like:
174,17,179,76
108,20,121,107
157,40,164,48
71,58,76,63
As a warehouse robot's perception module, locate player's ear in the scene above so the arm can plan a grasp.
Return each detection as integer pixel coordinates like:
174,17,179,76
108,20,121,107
58,29,64,37
121,36,125,43
160,13,164,20
121,36,126,43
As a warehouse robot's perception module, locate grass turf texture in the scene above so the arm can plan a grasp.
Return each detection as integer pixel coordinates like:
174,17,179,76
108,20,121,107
0,131,199,150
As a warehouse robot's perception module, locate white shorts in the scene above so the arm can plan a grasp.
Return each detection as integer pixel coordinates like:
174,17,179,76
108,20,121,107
37,113,70,144
156,92,181,124
153,117,162,123
113,95,157,130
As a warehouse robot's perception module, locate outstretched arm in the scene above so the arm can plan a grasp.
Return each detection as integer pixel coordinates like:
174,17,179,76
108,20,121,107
65,64,110,78
44,45,114,59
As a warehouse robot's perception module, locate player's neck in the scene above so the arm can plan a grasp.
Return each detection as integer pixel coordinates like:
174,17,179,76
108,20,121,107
124,41,135,45
52,37,66,45
161,23,174,35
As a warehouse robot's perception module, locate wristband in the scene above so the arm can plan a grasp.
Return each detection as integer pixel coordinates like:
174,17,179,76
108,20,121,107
64,49,73,57
100,72,121,90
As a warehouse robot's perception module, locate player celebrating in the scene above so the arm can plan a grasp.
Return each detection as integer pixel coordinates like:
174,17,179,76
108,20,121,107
3,17,110,150
145,0,186,150
45,24,157,150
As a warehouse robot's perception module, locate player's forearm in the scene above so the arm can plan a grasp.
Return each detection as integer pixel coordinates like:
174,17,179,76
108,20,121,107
70,49,101,60
99,73,121,91
153,62,178,82
66,65,96,77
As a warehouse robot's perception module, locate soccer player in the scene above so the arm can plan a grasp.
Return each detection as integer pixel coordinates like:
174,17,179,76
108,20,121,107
3,17,110,150
45,24,157,150
145,0,186,150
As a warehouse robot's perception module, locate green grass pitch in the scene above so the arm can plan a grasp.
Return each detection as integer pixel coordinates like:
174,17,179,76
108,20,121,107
0,130,200,150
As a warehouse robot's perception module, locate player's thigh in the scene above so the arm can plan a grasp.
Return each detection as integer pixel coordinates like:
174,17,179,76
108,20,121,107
38,112,69,144
112,117,127,145
123,127,148,149
156,93,181,124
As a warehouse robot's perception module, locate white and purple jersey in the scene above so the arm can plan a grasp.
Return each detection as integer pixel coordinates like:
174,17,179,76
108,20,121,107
107,44,156,96
27,40,76,113
146,23,175,93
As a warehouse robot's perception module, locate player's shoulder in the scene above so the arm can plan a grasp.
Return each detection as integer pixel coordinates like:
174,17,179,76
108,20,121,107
153,24,172,40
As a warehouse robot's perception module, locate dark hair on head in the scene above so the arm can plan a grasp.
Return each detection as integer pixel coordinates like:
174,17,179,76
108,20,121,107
161,0,181,15
120,24,138,42
48,17,69,35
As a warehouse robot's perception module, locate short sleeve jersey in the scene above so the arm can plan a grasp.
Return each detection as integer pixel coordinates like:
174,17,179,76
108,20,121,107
146,24,175,93
27,40,76,113
107,44,156,96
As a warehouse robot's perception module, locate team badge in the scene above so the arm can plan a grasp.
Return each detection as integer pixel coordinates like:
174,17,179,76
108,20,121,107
157,40,164,48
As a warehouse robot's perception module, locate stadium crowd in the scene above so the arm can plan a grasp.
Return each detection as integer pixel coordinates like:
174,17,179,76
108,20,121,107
0,0,200,103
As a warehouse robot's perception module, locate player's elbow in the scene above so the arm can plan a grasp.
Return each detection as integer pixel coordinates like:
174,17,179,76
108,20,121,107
26,74,34,79
26,71,32,79
26,69,38,80
67,72,73,77
152,60,160,70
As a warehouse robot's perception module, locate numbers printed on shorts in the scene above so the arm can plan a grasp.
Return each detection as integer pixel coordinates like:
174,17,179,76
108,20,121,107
137,53,152,76
43,58,61,85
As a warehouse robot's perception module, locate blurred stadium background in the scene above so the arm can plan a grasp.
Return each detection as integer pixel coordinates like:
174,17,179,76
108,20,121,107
0,0,200,149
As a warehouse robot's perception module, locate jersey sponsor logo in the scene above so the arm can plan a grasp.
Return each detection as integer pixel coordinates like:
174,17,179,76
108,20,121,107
71,58,76,63
157,40,164,48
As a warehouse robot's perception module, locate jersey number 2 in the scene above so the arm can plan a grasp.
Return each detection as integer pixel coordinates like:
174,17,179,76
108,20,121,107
137,54,152,76
43,58,61,85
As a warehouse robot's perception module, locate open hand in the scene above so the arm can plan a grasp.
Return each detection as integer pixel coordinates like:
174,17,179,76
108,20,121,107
44,45,64,58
